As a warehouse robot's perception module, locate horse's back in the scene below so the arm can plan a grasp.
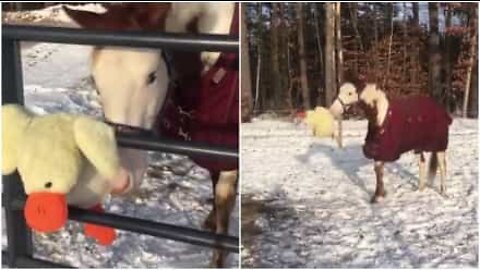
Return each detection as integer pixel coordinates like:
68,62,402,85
364,96,452,161
393,96,451,154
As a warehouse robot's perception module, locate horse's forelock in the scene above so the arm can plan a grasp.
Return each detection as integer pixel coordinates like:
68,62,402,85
65,3,171,31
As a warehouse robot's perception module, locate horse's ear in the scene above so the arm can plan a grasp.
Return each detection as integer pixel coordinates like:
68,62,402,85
64,6,138,30
63,6,105,29
130,3,171,30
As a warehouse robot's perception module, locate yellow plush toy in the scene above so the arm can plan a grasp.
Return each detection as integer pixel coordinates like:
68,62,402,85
305,106,335,137
304,106,343,148
2,104,132,246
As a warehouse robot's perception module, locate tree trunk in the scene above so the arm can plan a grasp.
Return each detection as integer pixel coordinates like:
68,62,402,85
468,63,478,118
403,3,408,79
412,3,419,26
287,33,294,112
463,7,478,117
335,2,343,85
349,3,363,52
444,7,452,112
428,3,442,101
384,3,393,33
270,3,281,109
241,3,253,122
313,5,324,105
324,3,337,107
296,3,310,110
373,4,378,71
255,3,266,111
278,3,289,110
383,3,394,88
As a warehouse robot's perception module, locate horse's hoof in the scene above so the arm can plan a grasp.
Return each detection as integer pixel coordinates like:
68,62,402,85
209,254,224,268
440,187,448,198
370,195,385,203
203,211,216,232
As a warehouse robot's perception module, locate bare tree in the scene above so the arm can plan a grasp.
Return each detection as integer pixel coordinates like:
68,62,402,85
270,3,281,108
296,3,310,109
335,2,343,85
313,5,324,106
444,6,453,111
402,3,408,79
468,64,478,117
325,3,337,106
384,3,394,88
412,2,419,26
241,3,253,121
428,3,442,101
254,3,265,111
278,3,290,110
373,4,378,71
463,6,478,117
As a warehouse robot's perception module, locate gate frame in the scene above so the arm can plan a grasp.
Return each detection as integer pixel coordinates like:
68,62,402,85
2,24,239,268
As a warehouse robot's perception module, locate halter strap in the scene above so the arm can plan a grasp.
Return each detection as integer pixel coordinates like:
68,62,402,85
104,120,154,137
336,96,349,112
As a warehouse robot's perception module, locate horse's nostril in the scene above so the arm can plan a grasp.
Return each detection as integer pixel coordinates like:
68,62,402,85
45,182,52,188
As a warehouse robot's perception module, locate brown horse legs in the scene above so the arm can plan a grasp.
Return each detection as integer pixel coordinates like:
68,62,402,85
371,152,447,203
210,170,238,268
418,152,427,191
371,161,385,203
204,172,220,231
203,170,237,267
437,151,447,195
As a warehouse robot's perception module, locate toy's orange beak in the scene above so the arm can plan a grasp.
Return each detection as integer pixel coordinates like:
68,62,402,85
24,192,68,233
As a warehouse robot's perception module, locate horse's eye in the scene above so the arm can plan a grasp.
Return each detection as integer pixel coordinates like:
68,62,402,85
147,72,157,85
45,182,52,188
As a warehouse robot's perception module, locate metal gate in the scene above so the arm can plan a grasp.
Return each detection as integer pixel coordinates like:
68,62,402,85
2,24,239,268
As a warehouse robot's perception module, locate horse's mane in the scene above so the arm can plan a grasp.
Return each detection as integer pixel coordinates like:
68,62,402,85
64,4,171,31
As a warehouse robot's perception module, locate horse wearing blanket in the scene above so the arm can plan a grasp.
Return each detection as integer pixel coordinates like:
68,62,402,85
346,83,452,203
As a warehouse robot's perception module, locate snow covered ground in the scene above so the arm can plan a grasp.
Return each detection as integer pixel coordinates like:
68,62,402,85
2,6,238,268
241,117,478,268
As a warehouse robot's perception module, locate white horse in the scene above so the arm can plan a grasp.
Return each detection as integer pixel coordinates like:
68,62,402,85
341,83,451,202
65,3,237,267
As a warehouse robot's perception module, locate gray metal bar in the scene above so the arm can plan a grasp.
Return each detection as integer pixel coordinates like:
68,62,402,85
9,198,238,253
117,133,238,160
2,25,239,52
2,37,33,268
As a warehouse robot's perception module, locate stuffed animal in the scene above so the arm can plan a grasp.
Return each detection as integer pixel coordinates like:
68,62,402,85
305,107,336,138
2,104,132,245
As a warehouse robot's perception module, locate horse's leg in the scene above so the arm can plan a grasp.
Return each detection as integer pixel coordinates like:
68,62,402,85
203,171,220,231
371,161,385,203
437,151,447,195
210,170,237,268
332,120,342,148
337,118,343,148
417,152,427,191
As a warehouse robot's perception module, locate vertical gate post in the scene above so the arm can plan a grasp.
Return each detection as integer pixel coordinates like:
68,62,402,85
2,37,33,268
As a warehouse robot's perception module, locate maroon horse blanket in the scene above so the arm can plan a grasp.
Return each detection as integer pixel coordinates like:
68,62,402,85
363,96,452,162
156,4,239,172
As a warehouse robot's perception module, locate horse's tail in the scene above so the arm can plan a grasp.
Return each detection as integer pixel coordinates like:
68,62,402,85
428,152,438,180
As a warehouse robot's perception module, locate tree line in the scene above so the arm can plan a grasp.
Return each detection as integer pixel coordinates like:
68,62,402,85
241,3,478,121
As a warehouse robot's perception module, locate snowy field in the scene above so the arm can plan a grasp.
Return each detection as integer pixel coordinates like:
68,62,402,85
241,117,478,268
2,5,238,268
